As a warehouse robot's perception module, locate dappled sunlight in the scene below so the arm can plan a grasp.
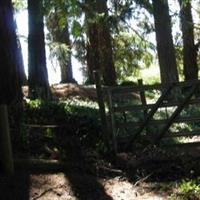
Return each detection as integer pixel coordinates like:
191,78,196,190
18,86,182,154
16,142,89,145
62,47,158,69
30,173,75,200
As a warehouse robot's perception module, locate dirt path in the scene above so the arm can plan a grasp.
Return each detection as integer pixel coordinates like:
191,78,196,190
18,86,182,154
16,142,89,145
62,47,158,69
0,170,169,200
29,173,167,200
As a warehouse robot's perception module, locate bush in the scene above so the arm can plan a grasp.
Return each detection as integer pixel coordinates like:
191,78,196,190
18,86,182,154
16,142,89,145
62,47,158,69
22,99,102,153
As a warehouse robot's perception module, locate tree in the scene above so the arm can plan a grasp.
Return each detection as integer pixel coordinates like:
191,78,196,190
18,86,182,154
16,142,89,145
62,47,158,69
179,0,198,81
28,0,49,99
46,2,75,83
0,0,23,174
152,0,179,84
85,0,117,85
96,0,117,85
85,0,101,84
135,0,179,84
109,1,154,81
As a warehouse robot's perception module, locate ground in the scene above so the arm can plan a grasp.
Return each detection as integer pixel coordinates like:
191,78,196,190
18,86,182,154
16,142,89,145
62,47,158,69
22,83,98,100
0,167,169,200
4,84,200,199
1,147,200,200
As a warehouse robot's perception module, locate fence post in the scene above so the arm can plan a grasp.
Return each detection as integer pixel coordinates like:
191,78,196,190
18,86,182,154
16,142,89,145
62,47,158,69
138,79,148,133
138,79,147,117
93,71,111,153
0,104,14,174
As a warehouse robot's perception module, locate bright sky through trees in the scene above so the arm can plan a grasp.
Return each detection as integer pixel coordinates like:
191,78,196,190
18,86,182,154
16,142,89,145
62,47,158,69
15,1,199,85
16,10,83,84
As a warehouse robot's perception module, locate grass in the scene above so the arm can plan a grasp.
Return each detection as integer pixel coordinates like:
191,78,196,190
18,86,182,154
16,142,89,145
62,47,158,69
169,178,200,200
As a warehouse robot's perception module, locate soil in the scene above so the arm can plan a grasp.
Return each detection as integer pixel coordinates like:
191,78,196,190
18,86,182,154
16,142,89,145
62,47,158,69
0,167,169,200
2,146,196,200
22,84,98,100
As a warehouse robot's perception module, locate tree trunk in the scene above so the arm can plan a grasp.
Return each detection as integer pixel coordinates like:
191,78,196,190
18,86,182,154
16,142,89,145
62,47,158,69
85,0,101,84
86,22,101,83
179,0,198,81
96,0,117,86
0,1,22,104
152,0,179,84
28,0,49,99
0,0,23,174
59,23,74,83
46,12,75,83
85,0,116,85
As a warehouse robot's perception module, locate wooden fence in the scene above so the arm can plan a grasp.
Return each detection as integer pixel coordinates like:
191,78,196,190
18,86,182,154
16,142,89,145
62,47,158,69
94,71,200,154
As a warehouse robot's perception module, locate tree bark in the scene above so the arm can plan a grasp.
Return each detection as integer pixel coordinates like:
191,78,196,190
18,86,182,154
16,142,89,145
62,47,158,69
152,0,179,84
85,0,116,85
85,0,101,84
0,0,22,174
60,27,74,83
28,0,49,99
0,0,22,104
179,0,198,81
96,0,116,86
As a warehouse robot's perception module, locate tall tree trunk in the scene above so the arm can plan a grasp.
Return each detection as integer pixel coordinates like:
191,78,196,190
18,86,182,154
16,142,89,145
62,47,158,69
0,2,21,104
152,0,179,84
85,0,101,84
179,0,198,81
85,0,116,85
96,0,116,86
28,0,49,99
46,12,74,83
0,0,23,174
60,24,74,83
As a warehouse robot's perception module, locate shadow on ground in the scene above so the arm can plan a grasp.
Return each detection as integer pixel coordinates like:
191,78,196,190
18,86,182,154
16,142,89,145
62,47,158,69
0,170,30,200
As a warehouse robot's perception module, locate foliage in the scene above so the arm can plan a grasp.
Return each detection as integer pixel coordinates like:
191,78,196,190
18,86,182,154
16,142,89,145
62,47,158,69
113,31,154,81
23,99,102,150
170,178,200,200
48,42,70,70
12,0,27,12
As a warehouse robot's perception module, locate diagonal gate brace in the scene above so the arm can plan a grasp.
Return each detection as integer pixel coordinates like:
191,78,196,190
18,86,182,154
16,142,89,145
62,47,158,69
126,83,174,149
155,83,198,144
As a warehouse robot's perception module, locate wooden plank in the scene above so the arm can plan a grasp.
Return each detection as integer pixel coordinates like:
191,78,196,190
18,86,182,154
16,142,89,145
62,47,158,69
0,105,14,174
138,79,148,117
14,159,67,172
117,116,200,129
23,124,65,128
126,84,174,148
165,129,200,138
162,141,200,149
155,84,198,143
108,79,200,94
109,83,164,94
117,99,200,112
114,98,200,112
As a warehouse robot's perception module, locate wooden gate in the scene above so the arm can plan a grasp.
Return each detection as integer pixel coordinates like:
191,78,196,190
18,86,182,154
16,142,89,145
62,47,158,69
94,71,200,154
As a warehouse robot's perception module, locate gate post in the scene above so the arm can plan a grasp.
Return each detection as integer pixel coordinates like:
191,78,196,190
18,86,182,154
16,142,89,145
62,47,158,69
93,71,111,153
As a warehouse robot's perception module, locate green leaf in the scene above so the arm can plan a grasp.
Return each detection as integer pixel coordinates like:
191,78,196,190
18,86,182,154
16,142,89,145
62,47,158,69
72,20,82,37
